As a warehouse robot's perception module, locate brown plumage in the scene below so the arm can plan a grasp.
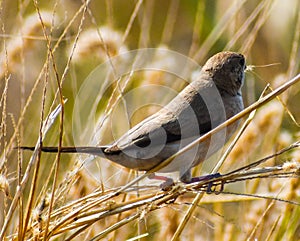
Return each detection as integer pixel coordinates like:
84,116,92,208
20,51,246,183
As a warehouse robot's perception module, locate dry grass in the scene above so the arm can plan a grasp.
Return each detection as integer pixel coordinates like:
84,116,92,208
1,0,300,240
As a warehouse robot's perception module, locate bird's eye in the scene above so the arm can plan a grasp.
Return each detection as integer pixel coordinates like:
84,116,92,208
239,58,245,68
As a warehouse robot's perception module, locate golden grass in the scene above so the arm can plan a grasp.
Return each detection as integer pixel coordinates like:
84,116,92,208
1,0,300,240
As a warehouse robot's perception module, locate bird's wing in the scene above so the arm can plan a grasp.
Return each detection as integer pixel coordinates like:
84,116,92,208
105,90,214,153
105,110,178,152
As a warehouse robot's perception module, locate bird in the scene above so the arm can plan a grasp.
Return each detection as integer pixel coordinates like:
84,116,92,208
20,51,246,185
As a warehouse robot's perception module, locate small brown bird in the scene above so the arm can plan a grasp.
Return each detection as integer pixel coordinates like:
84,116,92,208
20,51,246,184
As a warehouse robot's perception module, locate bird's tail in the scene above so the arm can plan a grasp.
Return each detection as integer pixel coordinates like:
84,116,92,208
18,146,108,156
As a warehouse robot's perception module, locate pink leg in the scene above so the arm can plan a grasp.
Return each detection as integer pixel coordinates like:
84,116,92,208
148,173,174,189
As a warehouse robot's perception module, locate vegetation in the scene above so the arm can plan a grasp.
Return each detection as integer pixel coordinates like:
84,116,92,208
0,0,300,240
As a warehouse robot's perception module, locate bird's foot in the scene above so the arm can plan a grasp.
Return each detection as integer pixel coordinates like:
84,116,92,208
206,180,224,195
182,173,224,194
148,173,175,191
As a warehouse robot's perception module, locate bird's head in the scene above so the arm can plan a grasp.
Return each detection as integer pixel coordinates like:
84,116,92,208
202,51,246,96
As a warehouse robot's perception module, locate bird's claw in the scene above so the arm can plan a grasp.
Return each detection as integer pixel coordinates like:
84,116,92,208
148,173,174,191
206,180,224,194
160,178,175,191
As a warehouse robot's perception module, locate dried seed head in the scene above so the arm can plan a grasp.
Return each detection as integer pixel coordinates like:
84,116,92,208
0,174,10,196
71,26,128,63
0,11,59,78
282,161,299,171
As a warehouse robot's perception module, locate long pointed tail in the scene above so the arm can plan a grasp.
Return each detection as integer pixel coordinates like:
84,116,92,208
18,146,108,155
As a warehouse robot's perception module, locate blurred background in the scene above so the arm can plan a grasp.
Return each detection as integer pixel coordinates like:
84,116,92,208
0,0,300,240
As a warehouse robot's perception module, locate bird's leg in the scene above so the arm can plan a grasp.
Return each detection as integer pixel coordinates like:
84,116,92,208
148,173,174,190
180,169,222,183
180,169,223,193
187,173,222,183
